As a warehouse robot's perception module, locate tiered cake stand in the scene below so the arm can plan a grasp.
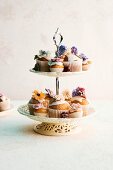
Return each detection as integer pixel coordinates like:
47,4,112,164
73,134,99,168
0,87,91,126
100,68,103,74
17,69,95,136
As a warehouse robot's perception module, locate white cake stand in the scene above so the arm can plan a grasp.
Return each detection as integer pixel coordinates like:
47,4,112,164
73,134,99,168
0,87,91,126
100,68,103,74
18,104,95,136
17,69,95,136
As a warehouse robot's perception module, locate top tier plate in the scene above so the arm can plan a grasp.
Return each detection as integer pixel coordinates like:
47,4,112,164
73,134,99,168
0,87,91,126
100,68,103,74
30,69,88,77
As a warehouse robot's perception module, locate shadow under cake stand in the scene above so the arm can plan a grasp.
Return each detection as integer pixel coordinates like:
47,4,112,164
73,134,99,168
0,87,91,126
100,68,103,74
17,70,95,136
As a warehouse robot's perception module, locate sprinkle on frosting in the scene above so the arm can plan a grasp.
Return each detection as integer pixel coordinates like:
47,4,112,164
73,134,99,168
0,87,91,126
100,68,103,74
72,87,86,98
32,90,45,101
62,89,72,100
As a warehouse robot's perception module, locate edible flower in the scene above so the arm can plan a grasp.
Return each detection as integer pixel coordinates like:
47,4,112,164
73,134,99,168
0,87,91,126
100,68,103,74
62,89,72,100
32,90,45,101
72,87,86,98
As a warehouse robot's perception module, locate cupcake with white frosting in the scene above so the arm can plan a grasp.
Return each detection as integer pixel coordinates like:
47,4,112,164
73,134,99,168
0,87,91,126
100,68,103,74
49,95,70,118
34,50,52,72
79,53,92,71
48,58,64,72
71,87,89,116
0,93,10,112
69,103,83,118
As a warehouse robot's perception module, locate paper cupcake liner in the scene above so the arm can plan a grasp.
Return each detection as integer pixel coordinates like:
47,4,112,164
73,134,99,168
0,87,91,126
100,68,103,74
82,64,90,71
34,112,48,117
49,108,69,118
81,104,89,116
0,99,10,112
50,67,64,72
69,60,82,72
69,110,83,118
37,60,49,72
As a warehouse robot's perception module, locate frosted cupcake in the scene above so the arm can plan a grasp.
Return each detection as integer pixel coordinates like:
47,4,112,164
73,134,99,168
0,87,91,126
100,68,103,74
79,53,92,71
49,95,70,118
62,89,72,104
34,50,51,72
48,58,64,72
58,46,82,72
68,46,82,72
0,93,10,112
69,103,83,118
28,90,48,117
71,87,89,116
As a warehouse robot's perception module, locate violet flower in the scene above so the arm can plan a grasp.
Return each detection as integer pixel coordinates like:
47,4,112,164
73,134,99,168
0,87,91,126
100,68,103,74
71,46,78,55
79,53,88,61
58,45,67,56
72,87,86,98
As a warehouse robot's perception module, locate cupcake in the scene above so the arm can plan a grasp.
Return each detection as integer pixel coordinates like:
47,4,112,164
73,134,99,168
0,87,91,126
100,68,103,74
62,89,72,104
34,50,51,72
58,46,82,72
68,46,82,72
0,93,10,112
28,90,48,117
49,95,70,118
69,103,83,118
48,58,64,72
79,53,92,71
71,87,89,116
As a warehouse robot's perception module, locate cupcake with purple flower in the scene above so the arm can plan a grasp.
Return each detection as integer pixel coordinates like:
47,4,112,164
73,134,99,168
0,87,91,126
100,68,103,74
79,53,92,71
0,93,10,112
48,58,64,72
67,46,82,72
71,87,89,116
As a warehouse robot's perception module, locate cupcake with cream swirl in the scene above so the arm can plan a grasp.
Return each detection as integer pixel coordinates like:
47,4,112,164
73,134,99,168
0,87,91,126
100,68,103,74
49,95,70,118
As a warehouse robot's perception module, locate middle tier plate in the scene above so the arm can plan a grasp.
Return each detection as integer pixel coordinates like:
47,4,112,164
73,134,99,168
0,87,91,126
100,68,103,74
30,69,88,77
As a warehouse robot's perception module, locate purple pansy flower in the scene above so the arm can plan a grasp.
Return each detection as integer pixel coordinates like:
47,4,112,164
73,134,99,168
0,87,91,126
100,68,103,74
58,45,67,56
60,112,69,118
71,46,78,55
79,53,88,61
72,87,86,98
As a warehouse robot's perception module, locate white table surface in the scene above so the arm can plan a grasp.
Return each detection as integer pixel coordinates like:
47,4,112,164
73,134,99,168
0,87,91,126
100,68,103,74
0,100,113,170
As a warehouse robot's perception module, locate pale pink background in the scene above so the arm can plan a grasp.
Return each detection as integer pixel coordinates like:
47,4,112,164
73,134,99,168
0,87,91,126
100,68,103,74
0,0,113,100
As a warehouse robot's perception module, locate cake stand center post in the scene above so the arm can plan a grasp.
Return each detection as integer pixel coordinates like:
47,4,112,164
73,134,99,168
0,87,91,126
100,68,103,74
56,77,59,95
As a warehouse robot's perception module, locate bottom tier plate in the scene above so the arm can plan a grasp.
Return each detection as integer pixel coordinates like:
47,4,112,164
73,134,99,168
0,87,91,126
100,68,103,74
18,104,95,136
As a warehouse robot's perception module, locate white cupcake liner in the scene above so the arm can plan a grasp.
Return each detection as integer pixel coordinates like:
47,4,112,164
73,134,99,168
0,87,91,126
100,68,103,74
50,67,64,72
82,64,90,71
49,108,69,118
81,104,89,116
0,99,10,112
69,110,83,118
37,60,49,72
69,60,82,72
34,112,48,117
